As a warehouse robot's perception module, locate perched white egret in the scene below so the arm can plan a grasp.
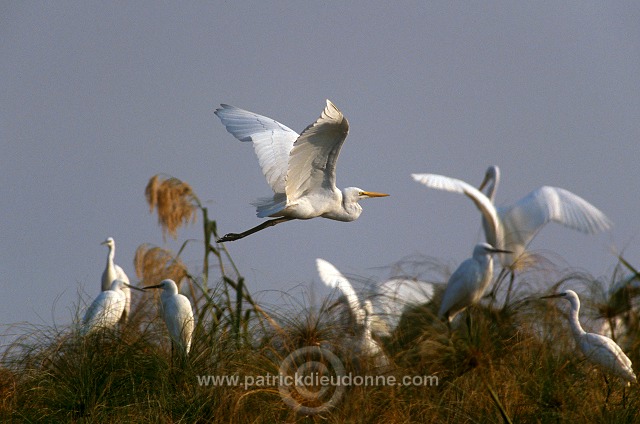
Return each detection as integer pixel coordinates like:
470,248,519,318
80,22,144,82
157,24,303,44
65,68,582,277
412,166,612,268
438,243,511,324
101,237,131,323
541,290,636,386
316,258,434,337
214,100,389,242
144,279,194,355
81,279,128,335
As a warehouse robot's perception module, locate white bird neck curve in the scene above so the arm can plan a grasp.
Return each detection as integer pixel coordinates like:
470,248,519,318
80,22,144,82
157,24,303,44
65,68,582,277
106,242,115,267
482,167,500,202
565,294,586,339
341,188,363,221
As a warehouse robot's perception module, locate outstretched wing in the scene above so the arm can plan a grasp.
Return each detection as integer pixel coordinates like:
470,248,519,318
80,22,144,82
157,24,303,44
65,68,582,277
412,173,501,247
215,104,299,194
316,258,362,321
499,186,612,251
373,278,435,335
286,100,349,202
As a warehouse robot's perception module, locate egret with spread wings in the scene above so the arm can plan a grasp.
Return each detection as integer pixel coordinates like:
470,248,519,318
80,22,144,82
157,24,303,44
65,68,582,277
214,100,388,242
412,166,612,268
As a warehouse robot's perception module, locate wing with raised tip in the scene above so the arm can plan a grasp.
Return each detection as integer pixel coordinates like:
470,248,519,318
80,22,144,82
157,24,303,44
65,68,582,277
286,100,349,201
215,104,299,194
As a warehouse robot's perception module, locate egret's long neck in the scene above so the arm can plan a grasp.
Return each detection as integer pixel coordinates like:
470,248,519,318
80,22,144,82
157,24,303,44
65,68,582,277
479,256,494,293
341,190,363,221
567,298,586,338
483,174,499,203
106,245,115,268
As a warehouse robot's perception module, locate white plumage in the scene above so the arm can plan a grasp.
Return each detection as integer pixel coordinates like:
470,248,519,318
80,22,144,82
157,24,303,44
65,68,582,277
145,279,194,355
101,237,131,323
316,258,434,337
542,290,636,385
214,100,388,242
81,279,127,335
412,165,612,267
438,243,510,323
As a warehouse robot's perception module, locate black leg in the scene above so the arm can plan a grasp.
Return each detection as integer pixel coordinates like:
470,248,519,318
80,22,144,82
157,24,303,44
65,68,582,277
217,217,294,242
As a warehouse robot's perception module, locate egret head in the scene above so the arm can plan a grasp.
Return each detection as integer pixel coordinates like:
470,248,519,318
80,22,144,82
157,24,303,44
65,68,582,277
101,237,115,248
144,279,179,295
478,165,500,198
540,290,579,302
540,290,581,312
344,187,389,202
108,279,128,291
473,242,511,258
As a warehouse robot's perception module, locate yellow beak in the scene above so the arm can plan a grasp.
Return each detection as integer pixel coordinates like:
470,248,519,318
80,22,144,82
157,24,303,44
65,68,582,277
361,191,389,198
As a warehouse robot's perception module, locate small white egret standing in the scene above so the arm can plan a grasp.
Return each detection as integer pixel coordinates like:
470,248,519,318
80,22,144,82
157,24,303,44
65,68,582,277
81,279,130,336
412,166,612,305
541,290,636,402
438,243,511,330
144,279,194,356
101,237,131,324
214,100,389,242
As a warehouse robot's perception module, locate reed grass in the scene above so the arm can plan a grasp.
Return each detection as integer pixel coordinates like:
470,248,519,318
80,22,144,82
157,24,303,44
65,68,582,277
1,176,638,423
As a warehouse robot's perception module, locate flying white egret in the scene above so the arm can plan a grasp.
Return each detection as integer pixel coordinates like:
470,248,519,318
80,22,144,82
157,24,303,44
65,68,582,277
316,258,434,337
438,243,511,326
412,166,612,268
541,290,636,388
214,100,389,242
81,279,141,336
101,237,131,324
144,279,194,355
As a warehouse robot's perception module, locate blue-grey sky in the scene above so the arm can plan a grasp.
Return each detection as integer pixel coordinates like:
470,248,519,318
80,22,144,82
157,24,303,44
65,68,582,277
2,2,639,331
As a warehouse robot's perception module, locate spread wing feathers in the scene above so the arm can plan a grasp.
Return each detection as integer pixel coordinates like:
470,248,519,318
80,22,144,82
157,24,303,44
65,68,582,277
214,104,299,194
376,278,435,316
581,333,636,382
498,186,612,250
286,100,349,202
412,173,501,247
374,278,435,335
316,258,362,318
251,193,287,218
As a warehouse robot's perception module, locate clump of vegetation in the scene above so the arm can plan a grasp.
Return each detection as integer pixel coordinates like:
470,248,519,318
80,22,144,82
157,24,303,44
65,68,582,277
1,175,639,423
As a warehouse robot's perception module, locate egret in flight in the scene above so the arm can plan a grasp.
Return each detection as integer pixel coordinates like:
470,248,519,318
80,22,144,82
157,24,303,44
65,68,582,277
438,243,511,330
413,166,612,306
214,100,389,242
316,258,434,337
412,166,612,268
144,279,194,356
541,290,636,396
101,237,131,323
81,279,141,336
